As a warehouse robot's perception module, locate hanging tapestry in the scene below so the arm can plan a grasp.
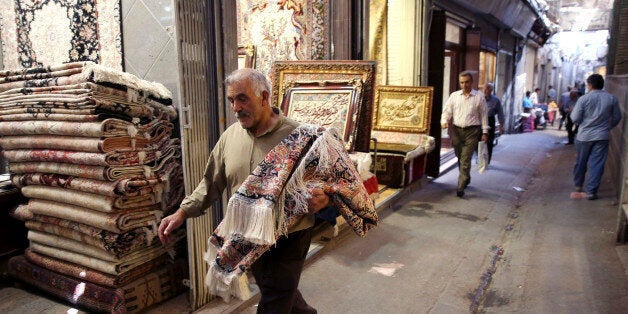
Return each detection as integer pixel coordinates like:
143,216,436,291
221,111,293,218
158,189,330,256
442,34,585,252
0,0,123,70
236,0,330,76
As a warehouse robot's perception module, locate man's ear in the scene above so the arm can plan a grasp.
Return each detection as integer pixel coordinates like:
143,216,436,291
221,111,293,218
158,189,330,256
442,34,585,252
261,90,270,106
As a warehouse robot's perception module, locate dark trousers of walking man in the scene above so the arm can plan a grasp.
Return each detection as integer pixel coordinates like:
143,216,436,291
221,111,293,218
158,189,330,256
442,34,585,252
487,116,497,163
452,125,482,191
566,115,578,144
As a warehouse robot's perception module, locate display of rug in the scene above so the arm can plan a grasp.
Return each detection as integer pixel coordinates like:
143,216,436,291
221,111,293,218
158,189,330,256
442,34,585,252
8,255,188,314
1,61,187,311
236,0,330,75
0,1,123,70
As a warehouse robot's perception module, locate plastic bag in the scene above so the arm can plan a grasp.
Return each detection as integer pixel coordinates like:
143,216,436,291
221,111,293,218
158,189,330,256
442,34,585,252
478,141,488,174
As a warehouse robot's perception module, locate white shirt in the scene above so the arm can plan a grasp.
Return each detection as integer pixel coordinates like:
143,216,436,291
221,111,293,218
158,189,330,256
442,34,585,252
441,89,489,133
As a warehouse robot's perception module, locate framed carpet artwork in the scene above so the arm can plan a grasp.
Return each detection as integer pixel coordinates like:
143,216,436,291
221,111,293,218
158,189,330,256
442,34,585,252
372,85,434,134
280,79,364,152
236,0,330,76
271,60,377,153
0,0,123,71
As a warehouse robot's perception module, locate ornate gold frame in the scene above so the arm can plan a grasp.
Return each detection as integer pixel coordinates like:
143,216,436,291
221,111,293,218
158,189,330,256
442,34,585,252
271,60,376,152
237,44,256,69
372,85,434,134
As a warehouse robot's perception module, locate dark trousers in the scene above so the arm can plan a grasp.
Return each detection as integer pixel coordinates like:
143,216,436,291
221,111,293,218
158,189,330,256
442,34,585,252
566,115,578,144
250,228,316,314
452,125,482,191
574,140,609,195
487,117,496,164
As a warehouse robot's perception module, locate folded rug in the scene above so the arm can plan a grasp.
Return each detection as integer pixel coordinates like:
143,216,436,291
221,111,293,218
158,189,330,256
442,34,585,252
10,166,177,196
205,124,378,301
28,229,183,263
0,125,171,152
22,199,162,233
0,67,84,84
0,82,177,121
0,62,172,101
2,147,164,166
0,113,102,122
29,233,184,275
0,62,84,77
8,151,178,180
21,186,161,212
26,218,153,256
8,254,188,313
0,118,160,138
24,248,169,288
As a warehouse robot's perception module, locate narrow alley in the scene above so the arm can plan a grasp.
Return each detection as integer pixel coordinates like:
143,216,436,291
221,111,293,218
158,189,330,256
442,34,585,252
226,125,628,313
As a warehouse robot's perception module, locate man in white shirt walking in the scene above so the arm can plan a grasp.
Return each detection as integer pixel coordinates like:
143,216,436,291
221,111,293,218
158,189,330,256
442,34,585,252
441,71,489,197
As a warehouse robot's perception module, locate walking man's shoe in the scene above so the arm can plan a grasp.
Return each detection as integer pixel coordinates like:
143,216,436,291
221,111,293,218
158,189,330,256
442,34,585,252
456,190,465,198
587,194,598,200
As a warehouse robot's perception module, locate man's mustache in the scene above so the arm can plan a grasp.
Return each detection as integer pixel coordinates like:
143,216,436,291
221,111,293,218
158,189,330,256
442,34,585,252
235,111,249,119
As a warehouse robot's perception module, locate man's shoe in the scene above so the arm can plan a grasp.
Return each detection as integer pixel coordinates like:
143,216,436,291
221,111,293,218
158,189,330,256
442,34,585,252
587,194,598,200
565,142,574,145
575,186,583,192
456,190,465,197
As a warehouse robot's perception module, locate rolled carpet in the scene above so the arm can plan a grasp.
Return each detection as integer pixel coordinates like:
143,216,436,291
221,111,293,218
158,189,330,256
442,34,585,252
29,233,184,276
21,199,162,233
26,218,153,256
8,254,188,313
24,248,170,288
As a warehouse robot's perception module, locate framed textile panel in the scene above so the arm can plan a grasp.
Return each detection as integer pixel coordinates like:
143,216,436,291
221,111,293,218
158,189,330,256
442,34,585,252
236,0,330,76
280,80,364,152
237,45,257,69
271,60,377,153
372,85,434,134
0,0,123,70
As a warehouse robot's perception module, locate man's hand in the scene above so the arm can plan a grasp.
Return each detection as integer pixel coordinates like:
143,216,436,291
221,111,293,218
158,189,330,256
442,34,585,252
481,133,488,142
158,209,188,245
441,122,448,129
307,187,330,214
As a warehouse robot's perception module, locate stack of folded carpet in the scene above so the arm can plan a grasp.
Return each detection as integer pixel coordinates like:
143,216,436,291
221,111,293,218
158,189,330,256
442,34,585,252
1,62,188,313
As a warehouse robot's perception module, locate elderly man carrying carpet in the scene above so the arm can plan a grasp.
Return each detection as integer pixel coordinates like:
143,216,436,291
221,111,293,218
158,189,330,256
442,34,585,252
158,68,378,313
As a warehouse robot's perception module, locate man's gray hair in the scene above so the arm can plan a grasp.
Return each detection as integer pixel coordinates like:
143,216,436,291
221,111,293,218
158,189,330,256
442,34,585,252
459,70,474,81
485,82,494,91
224,68,271,97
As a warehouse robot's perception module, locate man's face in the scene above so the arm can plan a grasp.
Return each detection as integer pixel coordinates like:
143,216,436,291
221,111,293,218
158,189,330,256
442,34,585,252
226,79,266,131
483,85,492,98
459,75,472,93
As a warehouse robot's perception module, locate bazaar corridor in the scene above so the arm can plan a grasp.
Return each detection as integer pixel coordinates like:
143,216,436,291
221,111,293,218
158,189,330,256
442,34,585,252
215,125,628,313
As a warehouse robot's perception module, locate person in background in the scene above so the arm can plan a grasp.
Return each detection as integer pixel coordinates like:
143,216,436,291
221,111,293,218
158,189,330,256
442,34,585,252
570,74,621,200
530,87,541,106
523,91,533,113
483,82,504,164
441,71,489,198
564,89,581,145
158,68,326,313
558,86,572,130
548,99,559,126
547,85,557,102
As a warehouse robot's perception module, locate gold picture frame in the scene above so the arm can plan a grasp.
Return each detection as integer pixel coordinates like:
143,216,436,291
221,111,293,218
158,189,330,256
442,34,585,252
372,85,434,134
280,79,364,152
271,60,376,152
237,44,257,69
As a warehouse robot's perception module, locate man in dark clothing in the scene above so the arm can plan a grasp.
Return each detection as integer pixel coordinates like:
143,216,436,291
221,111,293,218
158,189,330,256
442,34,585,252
483,82,504,164
563,89,580,144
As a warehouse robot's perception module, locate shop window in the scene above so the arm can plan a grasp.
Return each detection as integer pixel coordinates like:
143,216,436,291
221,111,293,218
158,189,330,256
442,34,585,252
479,50,496,87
